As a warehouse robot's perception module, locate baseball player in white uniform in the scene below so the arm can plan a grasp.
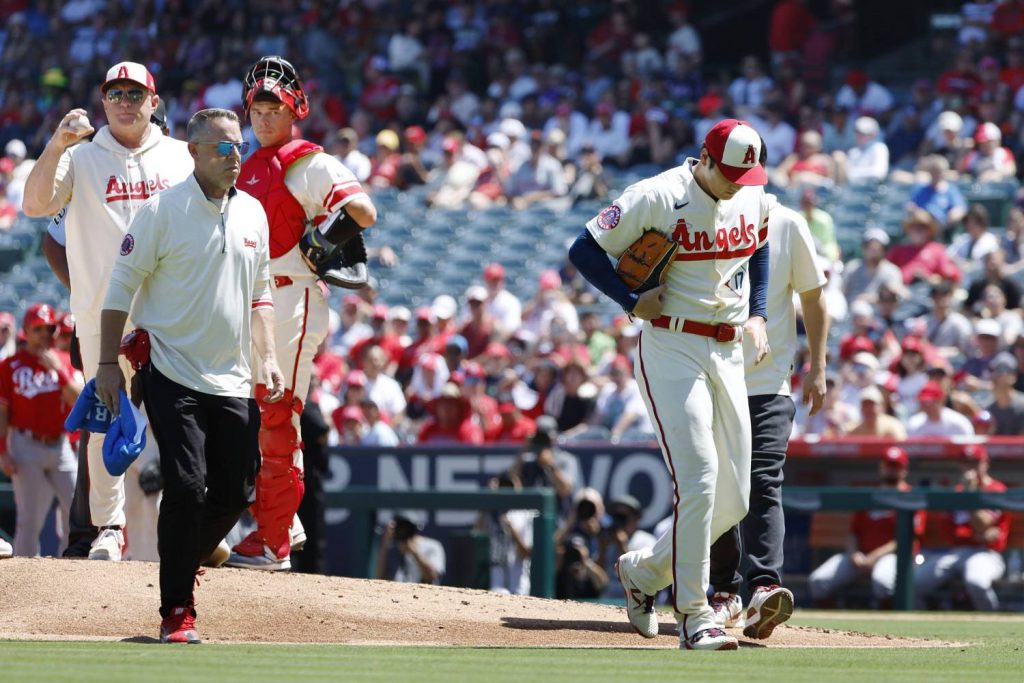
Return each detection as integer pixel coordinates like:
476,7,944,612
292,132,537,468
569,119,772,650
225,56,377,571
707,199,829,638
22,61,193,562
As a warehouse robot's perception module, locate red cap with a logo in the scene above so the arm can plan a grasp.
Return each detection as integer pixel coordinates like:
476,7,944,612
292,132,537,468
704,119,767,186
101,62,156,93
882,446,909,467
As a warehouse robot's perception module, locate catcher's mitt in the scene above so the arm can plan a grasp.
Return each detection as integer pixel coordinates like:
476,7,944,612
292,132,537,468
615,230,678,292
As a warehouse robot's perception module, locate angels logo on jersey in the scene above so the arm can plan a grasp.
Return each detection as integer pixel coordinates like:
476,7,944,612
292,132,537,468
10,365,60,400
670,213,767,261
105,174,171,204
596,205,621,230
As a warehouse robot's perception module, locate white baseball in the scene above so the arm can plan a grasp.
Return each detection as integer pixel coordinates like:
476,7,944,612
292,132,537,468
68,114,91,133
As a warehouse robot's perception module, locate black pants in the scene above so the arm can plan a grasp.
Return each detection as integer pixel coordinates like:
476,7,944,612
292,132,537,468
141,364,260,614
710,394,795,594
294,398,329,574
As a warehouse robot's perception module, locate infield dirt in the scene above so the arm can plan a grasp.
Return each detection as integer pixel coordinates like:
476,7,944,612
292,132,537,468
0,558,955,648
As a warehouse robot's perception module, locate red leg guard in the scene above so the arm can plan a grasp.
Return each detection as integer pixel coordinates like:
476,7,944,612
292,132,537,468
252,385,305,558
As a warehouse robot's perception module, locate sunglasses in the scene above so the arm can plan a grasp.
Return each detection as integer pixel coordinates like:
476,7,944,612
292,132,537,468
194,140,251,157
105,88,147,104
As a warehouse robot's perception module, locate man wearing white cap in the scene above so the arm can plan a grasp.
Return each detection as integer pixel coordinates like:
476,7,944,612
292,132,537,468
841,116,889,183
842,228,907,303
569,118,773,650
22,61,193,562
3,139,33,211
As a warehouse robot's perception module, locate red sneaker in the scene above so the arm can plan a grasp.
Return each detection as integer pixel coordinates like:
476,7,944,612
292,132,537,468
160,606,201,644
231,530,264,556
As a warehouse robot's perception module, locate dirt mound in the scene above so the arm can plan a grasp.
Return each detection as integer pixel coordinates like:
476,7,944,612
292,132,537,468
0,558,948,648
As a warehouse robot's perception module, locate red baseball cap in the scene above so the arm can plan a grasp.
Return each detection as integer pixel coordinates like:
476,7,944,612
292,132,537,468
483,341,511,359
340,405,364,423
343,294,361,308
372,304,389,319
882,446,909,467
538,269,561,290
404,125,426,144
101,61,156,93
917,380,946,403
345,370,367,388
415,306,434,322
901,335,924,354
703,119,767,186
484,263,505,281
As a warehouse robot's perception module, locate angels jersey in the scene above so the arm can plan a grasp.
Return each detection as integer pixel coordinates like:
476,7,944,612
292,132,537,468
586,159,772,325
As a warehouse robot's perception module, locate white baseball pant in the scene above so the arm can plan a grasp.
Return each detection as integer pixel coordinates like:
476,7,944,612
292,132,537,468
9,430,76,556
915,547,1006,611
76,321,160,559
622,323,751,630
809,552,898,601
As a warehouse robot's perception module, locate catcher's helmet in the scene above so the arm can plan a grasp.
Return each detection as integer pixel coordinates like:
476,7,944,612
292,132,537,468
243,56,309,120
23,303,57,330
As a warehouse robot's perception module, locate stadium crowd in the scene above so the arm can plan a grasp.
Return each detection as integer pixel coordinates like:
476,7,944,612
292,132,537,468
0,0,1020,607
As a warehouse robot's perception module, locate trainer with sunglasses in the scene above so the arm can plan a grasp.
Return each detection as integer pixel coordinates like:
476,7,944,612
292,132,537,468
95,107,283,643
23,61,194,562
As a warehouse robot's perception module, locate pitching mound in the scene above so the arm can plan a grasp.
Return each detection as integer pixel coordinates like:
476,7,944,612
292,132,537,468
0,558,949,648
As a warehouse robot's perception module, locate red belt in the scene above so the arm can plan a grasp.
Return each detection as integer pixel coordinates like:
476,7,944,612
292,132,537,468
15,428,64,446
650,316,740,343
273,276,293,288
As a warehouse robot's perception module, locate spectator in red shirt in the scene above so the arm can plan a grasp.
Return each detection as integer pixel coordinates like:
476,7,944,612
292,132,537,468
405,352,449,420
396,307,436,386
332,405,366,446
915,445,1011,610
886,209,962,286
0,304,83,556
486,402,536,444
462,362,498,436
358,56,400,121
991,0,1024,39
369,129,402,189
769,0,816,63
999,47,1024,92
459,286,494,359
349,304,404,369
313,341,347,396
936,50,982,101
416,382,484,445
808,447,925,606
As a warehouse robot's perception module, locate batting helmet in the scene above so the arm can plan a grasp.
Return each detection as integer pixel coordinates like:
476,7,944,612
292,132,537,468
242,56,309,120
23,303,57,330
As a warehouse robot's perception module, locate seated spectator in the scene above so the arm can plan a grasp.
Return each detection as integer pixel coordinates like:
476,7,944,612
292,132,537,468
959,0,998,45
584,102,629,166
504,130,568,210
442,334,469,376
482,262,522,341
581,312,616,366
821,103,856,154
894,335,931,415
361,399,400,447
949,204,999,269
586,355,651,442
771,130,837,188
568,143,609,205
543,358,597,433
459,286,494,359
543,101,589,159
908,155,967,231
333,128,371,182
990,0,1024,41
368,129,402,189
486,402,536,444
555,488,609,599
887,209,962,286
915,445,1011,611
363,345,407,420
981,285,1022,345
476,471,534,595
376,513,446,585
397,125,431,188
405,352,450,420
923,282,974,361
1000,207,1024,268
510,416,577,509
986,352,1024,435
920,111,967,175
885,106,926,170
802,375,855,436
839,300,899,368
963,318,1004,392
965,249,1021,312
424,138,481,209
468,133,511,209
937,50,983,102
349,306,404,369
597,495,657,598
842,228,906,303
752,101,796,170
416,381,483,445
835,70,894,117
728,55,773,119
800,187,841,261
839,116,889,184
396,308,437,386
333,405,368,445
523,270,580,339
907,381,975,437
666,4,703,65
809,447,923,607
769,0,817,66
962,123,1017,182
846,386,907,438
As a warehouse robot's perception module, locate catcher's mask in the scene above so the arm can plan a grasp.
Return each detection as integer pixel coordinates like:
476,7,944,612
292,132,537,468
243,56,309,120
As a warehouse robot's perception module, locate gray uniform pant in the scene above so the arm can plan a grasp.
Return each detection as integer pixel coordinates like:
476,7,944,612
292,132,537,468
808,552,898,601
10,429,76,556
915,548,1006,611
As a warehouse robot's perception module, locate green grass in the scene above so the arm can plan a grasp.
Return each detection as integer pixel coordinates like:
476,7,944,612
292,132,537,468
2,614,1023,683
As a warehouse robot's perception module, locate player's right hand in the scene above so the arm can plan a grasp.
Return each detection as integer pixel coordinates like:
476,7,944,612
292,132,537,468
51,109,95,150
95,363,126,418
631,284,667,320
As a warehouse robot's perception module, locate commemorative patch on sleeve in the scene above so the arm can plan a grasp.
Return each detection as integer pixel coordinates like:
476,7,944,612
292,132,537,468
120,234,135,256
596,204,621,231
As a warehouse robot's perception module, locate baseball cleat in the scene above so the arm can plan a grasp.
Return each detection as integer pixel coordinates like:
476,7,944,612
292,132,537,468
681,615,738,650
88,527,125,561
202,540,231,568
743,585,794,640
0,537,11,559
160,606,201,644
225,543,291,571
709,592,743,628
615,555,658,638
290,514,307,553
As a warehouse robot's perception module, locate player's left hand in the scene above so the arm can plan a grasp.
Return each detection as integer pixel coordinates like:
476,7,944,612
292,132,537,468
803,364,828,416
744,316,769,365
261,358,285,403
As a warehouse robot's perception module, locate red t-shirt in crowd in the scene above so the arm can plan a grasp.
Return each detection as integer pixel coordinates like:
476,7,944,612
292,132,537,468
459,320,493,359
0,349,78,439
485,415,536,444
313,350,347,395
769,0,817,52
950,479,1011,553
348,334,404,368
992,1,1024,37
416,418,484,445
886,242,962,285
850,482,926,554
398,334,435,372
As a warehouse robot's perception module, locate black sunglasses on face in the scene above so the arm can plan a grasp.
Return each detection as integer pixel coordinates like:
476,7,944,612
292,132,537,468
105,88,147,104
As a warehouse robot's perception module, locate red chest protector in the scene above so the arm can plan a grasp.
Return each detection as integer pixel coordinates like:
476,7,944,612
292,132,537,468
239,140,323,258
